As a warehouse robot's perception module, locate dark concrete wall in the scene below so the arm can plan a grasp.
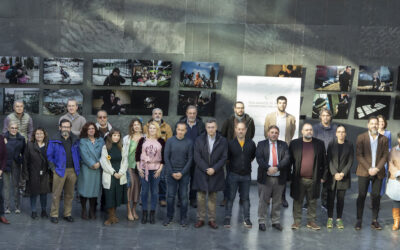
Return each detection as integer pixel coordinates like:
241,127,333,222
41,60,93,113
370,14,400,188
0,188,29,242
0,0,399,143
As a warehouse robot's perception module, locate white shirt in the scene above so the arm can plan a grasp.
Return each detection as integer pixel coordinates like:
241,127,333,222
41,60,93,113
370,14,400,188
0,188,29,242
268,140,280,176
208,135,216,154
276,112,287,142
369,132,378,168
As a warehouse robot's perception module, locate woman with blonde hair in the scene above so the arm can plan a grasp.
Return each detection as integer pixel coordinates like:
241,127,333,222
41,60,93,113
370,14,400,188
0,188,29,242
387,132,400,231
136,121,165,224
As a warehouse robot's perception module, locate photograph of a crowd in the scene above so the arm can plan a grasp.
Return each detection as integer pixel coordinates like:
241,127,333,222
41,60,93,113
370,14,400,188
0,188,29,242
131,60,171,87
357,66,393,92
266,64,303,78
180,61,219,89
3,88,39,114
92,90,131,115
354,95,390,119
43,89,83,115
43,58,84,85
312,93,351,119
314,65,354,91
0,56,40,84
177,91,216,116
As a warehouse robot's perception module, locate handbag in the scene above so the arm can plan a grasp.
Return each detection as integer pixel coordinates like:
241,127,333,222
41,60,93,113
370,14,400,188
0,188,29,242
386,179,400,201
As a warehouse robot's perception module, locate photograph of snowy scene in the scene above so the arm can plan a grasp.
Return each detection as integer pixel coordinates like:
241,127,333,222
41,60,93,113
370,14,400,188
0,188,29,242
92,59,131,86
43,89,83,115
180,61,219,89
43,58,84,84
3,88,39,114
0,56,40,84
131,60,171,87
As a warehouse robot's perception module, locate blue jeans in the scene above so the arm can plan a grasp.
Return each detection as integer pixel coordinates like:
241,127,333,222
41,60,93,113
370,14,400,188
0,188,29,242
225,172,251,220
30,194,47,212
158,168,166,201
140,170,160,211
167,173,189,219
0,175,4,216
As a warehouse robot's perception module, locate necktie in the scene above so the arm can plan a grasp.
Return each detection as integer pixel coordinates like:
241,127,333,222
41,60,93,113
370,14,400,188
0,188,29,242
272,142,277,167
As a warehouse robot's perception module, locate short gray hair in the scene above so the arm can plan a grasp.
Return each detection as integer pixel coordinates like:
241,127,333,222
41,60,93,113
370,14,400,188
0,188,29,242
8,121,19,128
152,108,163,115
186,105,197,112
13,100,24,108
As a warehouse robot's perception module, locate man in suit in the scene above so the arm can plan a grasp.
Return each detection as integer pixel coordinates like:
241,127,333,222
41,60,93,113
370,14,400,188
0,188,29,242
256,125,290,231
290,123,326,231
264,96,296,208
355,116,389,230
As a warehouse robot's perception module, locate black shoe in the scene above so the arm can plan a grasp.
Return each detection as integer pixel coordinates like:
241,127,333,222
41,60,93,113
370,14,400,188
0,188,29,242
224,217,231,228
31,212,38,219
41,210,48,218
355,220,362,230
259,224,266,231
302,203,308,210
163,217,172,226
177,200,181,207
180,218,188,227
272,223,283,231
282,199,289,208
141,211,148,224
243,219,252,228
371,220,382,230
63,216,74,222
190,199,197,208
149,210,155,224
50,217,58,224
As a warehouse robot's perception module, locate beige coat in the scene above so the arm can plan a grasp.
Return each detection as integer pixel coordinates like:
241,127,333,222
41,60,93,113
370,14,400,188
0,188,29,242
100,144,128,189
264,112,296,144
388,148,400,180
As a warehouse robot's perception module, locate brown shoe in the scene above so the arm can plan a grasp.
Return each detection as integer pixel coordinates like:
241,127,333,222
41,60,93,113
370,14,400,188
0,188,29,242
208,221,218,229
104,208,115,226
291,222,300,230
0,216,10,224
307,221,321,230
194,220,205,228
371,220,382,230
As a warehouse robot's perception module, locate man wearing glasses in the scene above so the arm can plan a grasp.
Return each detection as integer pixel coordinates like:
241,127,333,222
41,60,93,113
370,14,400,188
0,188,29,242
47,119,81,224
95,110,112,138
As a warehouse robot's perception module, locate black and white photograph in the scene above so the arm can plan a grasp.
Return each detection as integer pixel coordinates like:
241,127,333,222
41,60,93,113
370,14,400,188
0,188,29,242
132,60,172,87
177,91,216,116
92,59,132,86
3,88,39,114
43,58,84,85
357,66,393,92
354,95,391,119
43,89,83,116
0,56,40,84
130,90,170,115
312,93,351,119
266,64,303,78
314,65,354,91
394,96,400,119
92,90,131,115
180,61,219,89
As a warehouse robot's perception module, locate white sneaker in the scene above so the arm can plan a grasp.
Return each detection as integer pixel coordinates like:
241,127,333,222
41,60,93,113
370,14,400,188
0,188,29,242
5,208,11,214
15,209,21,214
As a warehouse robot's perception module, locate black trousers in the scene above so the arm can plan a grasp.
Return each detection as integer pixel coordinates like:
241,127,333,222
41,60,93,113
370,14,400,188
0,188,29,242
356,176,382,221
327,188,346,218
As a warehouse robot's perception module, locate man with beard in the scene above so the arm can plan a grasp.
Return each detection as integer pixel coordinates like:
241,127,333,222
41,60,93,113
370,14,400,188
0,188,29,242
143,108,173,207
339,66,352,92
354,116,389,230
264,96,296,207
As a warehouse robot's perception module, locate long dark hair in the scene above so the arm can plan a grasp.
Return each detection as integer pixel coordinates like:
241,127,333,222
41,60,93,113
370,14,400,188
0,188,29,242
128,117,143,137
30,127,48,144
105,129,122,151
80,122,100,139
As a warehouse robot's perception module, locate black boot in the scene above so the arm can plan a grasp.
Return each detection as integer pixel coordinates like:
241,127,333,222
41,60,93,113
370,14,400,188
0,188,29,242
89,198,97,219
80,197,88,220
141,211,148,224
150,210,155,224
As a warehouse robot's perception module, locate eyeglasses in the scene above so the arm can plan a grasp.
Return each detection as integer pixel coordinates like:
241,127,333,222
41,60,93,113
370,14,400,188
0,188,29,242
98,116,107,119
10,127,18,130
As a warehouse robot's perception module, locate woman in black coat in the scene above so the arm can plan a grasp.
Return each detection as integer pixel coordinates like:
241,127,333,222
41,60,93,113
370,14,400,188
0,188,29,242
326,125,354,229
22,128,51,219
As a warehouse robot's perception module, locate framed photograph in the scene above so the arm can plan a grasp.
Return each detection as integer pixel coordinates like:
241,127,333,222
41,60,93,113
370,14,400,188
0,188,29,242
92,90,132,115
43,58,84,85
354,95,390,119
0,56,40,84
393,96,400,119
358,66,393,92
92,59,132,86
314,65,354,91
177,91,216,116
3,88,39,114
179,61,219,89
266,64,303,78
131,60,172,87
312,93,351,119
43,89,83,116
130,90,170,115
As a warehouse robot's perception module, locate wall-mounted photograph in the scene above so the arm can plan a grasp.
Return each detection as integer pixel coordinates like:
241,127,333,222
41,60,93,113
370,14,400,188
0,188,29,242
0,56,40,84
314,65,354,91
44,58,84,84
3,88,39,114
266,64,303,78
177,91,216,116
393,96,400,119
92,59,132,86
354,95,390,119
132,60,172,87
130,90,170,115
180,61,219,89
43,89,83,115
312,93,351,119
92,90,131,115
357,66,393,92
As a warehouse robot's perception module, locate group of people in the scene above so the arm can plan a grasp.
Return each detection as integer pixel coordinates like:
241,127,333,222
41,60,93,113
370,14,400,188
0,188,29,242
0,96,399,233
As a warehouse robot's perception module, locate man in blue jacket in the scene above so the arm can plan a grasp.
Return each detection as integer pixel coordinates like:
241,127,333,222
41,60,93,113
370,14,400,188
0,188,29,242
47,119,80,224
